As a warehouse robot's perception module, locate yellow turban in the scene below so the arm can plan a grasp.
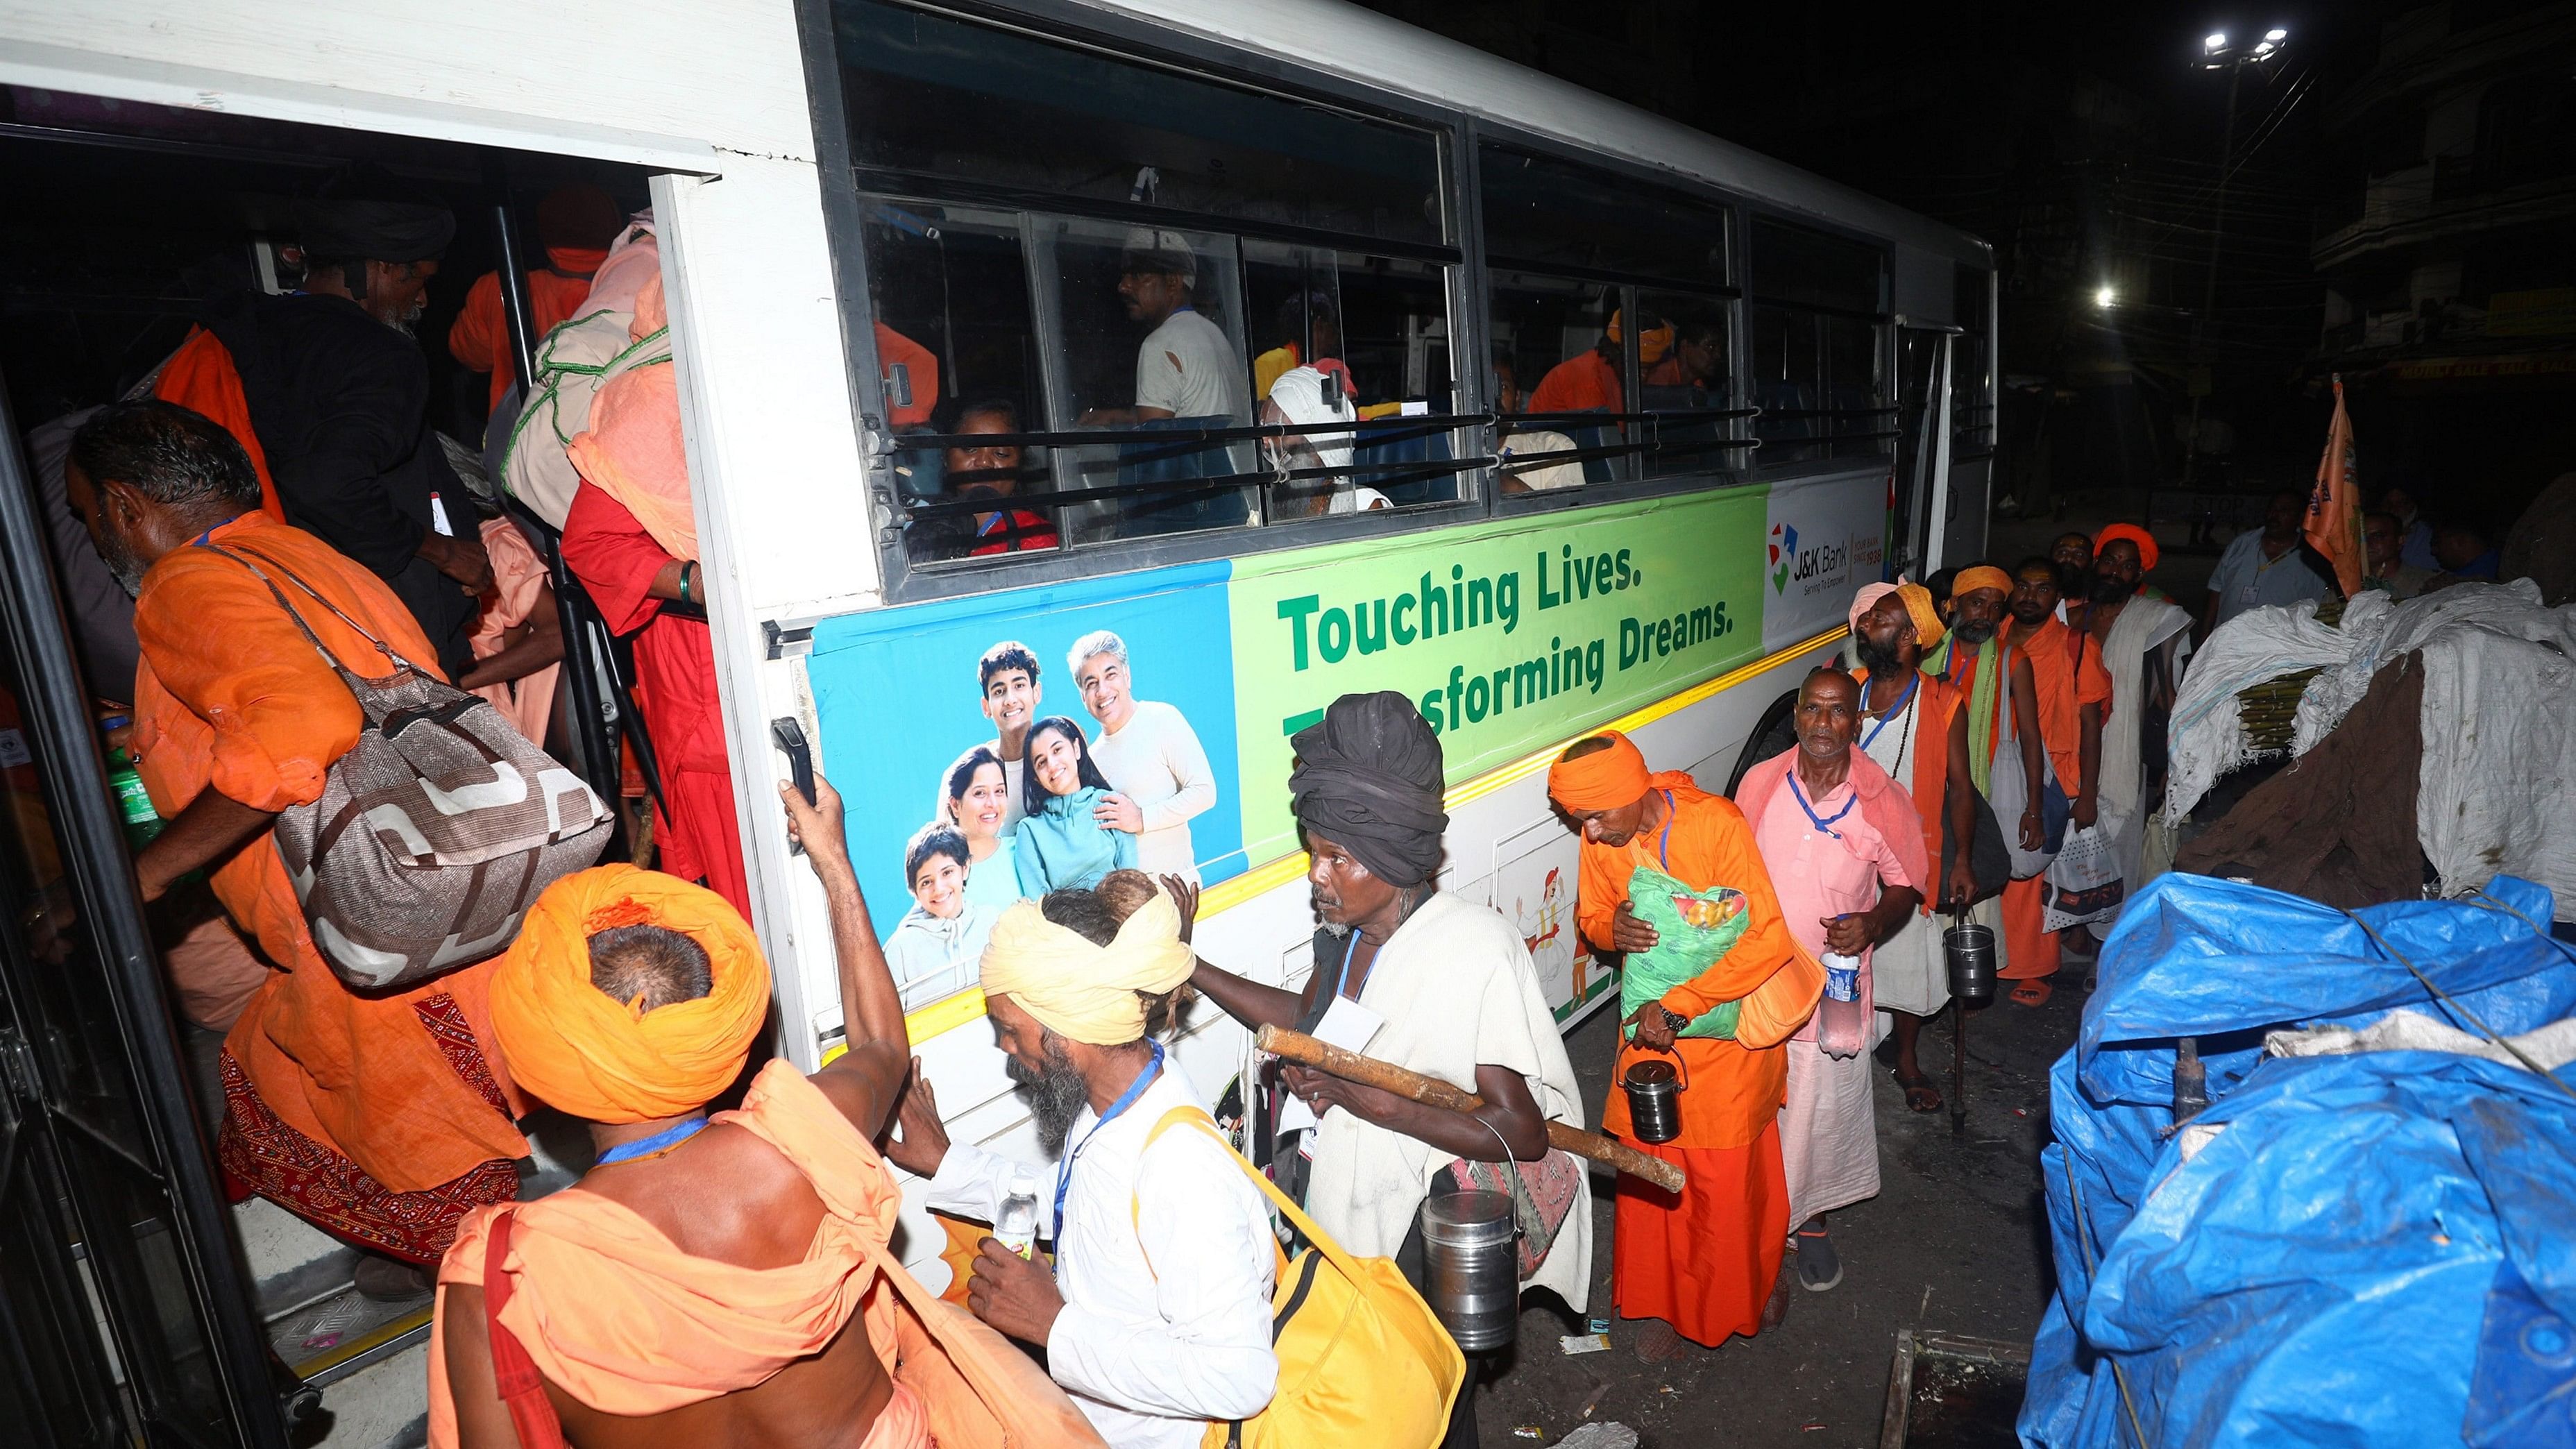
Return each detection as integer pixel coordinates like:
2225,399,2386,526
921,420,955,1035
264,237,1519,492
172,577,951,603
979,887,1194,1046
489,864,771,1124
1895,582,1945,647
1548,729,1653,813
1953,564,2014,599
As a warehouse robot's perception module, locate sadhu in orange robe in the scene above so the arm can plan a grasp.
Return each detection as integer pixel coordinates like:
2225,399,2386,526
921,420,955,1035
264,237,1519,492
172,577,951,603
132,510,527,1261
1559,739,1822,1348
431,865,1101,1449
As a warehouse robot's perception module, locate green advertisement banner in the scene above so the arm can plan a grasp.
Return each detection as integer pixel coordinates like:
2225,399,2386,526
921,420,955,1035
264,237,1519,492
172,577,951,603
1226,488,1770,867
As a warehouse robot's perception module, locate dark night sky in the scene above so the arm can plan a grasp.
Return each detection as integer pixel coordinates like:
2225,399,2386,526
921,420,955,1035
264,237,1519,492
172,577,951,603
1355,0,2444,486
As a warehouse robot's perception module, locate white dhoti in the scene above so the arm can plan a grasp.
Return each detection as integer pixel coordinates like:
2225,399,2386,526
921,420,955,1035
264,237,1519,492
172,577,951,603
1781,1027,1881,1230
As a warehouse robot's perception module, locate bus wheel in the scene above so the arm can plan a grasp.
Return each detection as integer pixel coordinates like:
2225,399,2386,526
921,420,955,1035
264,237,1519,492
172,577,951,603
1725,689,1800,797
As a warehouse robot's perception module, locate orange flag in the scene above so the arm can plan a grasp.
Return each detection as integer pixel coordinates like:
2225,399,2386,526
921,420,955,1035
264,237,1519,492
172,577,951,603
2305,374,2365,597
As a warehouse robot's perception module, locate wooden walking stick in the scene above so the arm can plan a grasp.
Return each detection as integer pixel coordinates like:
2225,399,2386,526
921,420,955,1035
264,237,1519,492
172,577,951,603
1256,1024,1688,1194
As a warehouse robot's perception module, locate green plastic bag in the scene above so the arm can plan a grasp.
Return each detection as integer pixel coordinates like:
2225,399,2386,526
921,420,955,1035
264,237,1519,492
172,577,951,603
1618,867,1751,1040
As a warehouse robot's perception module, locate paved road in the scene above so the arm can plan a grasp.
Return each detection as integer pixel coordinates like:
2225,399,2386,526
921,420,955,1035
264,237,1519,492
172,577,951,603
1466,981,2085,1448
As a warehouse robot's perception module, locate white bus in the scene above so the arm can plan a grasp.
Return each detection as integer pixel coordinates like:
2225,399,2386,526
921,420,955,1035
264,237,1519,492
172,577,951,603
0,1,1990,1441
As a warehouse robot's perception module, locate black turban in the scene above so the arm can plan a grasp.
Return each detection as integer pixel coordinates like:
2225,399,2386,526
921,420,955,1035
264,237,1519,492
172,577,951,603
1289,691,1448,888
296,198,455,263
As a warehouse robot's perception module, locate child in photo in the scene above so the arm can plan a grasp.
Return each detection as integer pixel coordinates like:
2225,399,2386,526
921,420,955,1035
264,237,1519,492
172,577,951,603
884,822,1000,1006
939,744,1025,908
1012,715,1139,894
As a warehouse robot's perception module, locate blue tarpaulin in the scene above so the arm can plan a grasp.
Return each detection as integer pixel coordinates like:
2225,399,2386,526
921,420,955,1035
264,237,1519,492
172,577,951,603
2022,873,2576,1448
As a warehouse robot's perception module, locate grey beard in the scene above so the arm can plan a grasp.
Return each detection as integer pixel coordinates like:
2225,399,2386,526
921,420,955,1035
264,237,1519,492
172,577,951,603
1854,636,1904,676
1954,618,1997,645
1007,1035,1090,1156
1320,919,1351,940
101,536,147,598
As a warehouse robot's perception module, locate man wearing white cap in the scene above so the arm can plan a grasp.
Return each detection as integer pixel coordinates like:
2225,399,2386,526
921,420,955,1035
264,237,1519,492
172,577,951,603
1262,364,1387,517
1078,230,1248,431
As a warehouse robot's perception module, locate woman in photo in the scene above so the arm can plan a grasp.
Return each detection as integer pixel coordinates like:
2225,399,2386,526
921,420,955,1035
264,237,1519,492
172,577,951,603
940,745,1024,908
883,822,1001,1008
1011,715,1139,894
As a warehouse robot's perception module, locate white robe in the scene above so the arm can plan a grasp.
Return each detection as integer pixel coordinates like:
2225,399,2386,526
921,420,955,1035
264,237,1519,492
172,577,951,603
1301,890,1595,1313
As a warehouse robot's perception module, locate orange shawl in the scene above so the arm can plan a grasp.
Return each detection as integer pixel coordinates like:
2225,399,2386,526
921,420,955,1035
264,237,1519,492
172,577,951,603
151,328,281,520
431,1062,1104,1448
566,273,695,561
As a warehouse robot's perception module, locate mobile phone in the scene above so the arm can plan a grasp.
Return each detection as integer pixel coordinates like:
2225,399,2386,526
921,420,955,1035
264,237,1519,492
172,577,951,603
770,716,816,806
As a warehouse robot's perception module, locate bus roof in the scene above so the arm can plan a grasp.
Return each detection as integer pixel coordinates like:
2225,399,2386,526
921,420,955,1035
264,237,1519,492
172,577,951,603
1090,0,1993,269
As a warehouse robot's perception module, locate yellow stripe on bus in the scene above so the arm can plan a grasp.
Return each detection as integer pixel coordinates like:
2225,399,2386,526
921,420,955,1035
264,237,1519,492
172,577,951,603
888,624,1842,1046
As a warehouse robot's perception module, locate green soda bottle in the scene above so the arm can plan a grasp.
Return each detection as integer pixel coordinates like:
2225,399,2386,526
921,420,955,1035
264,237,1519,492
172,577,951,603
100,715,163,851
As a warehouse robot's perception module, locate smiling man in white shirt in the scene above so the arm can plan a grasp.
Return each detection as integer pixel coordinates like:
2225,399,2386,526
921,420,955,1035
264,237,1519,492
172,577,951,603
1071,629,1218,881
886,884,1276,1449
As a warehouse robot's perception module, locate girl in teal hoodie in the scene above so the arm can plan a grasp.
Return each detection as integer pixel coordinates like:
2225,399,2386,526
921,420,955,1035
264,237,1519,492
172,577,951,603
1012,715,1138,894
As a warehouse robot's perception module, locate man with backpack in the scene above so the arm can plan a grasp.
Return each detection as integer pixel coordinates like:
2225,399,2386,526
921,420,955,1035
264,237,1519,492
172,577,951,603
883,880,1279,1448
65,400,525,1298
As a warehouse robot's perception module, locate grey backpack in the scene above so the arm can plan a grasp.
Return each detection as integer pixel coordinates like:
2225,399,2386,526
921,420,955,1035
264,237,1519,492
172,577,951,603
201,543,612,991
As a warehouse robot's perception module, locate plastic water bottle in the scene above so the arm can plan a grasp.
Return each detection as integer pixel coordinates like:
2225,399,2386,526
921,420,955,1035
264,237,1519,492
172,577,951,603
995,1172,1041,1260
1816,951,1867,1058
100,716,162,851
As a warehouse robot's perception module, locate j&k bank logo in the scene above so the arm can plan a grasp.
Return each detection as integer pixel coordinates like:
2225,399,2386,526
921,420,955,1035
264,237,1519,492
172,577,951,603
1769,523,1852,598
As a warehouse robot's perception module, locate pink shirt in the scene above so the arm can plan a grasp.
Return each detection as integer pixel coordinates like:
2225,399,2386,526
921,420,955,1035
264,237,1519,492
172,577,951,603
1753,774,1915,1038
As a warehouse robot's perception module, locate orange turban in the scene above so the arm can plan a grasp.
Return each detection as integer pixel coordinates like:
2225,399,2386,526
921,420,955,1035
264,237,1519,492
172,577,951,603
2094,523,2160,573
490,864,770,1124
1953,564,2013,599
1895,582,1944,647
1548,730,1652,812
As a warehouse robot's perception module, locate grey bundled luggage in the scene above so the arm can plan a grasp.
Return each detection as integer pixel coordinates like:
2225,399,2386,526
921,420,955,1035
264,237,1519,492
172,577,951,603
203,543,612,991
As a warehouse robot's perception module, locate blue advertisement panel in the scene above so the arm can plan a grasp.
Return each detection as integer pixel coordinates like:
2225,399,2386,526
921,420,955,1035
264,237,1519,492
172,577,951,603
807,561,1243,1004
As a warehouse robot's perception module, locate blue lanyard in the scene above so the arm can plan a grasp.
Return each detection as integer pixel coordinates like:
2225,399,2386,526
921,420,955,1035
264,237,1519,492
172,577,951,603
1051,1040,1165,1271
595,1116,709,1165
1859,673,1918,750
1786,772,1858,839
1654,790,1675,869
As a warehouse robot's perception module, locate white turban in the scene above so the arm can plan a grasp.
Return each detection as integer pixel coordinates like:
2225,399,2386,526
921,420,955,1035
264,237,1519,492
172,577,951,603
979,887,1194,1046
1268,364,1358,476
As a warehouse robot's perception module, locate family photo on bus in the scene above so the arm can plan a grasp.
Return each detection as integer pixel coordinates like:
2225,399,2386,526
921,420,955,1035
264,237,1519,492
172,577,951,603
884,629,1220,1005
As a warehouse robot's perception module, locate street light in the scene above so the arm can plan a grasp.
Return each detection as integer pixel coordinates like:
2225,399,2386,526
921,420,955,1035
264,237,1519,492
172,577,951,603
2096,285,2117,310
2181,24,2290,483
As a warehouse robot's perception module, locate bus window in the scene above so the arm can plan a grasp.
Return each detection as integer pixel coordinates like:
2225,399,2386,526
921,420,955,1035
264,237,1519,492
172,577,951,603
1749,217,1893,466
1053,217,1255,541
1480,143,1745,491
831,0,1468,573
1244,242,1462,516
834,0,1443,246
1953,262,1995,459
1635,288,1736,479
870,203,1061,564
1491,272,1625,491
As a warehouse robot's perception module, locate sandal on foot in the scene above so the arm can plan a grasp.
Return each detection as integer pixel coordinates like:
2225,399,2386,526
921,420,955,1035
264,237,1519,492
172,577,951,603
2010,979,2053,1007
1893,1068,1944,1114
1795,1222,1842,1293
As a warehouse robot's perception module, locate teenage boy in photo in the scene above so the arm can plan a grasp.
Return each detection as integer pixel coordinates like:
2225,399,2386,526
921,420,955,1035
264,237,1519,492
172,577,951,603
964,640,1044,833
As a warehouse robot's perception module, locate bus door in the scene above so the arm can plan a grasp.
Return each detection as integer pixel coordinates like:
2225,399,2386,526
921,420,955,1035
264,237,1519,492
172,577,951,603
1891,323,1959,579
0,391,292,1447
